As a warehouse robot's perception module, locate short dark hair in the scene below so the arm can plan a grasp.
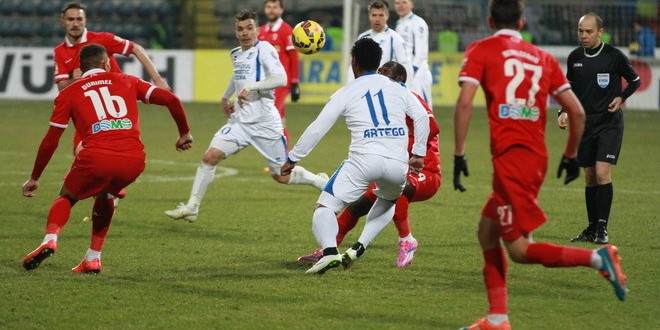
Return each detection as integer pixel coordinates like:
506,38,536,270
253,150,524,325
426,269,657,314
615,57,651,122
61,2,85,15
79,43,107,72
489,0,524,29
368,0,389,11
263,0,283,7
378,61,407,83
351,38,382,72
582,12,603,30
235,9,258,24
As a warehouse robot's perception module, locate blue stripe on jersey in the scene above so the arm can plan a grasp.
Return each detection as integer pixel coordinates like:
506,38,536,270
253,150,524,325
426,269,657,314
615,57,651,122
280,135,288,153
422,89,428,103
323,160,346,195
376,89,390,125
412,25,416,56
390,36,394,61
256,49,261,82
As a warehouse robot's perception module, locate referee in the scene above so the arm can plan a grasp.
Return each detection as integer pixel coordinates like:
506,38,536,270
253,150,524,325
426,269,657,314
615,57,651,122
558,12,640,244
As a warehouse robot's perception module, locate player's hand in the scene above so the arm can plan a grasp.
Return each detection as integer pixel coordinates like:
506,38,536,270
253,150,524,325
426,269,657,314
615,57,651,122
72,68,83,80
237,87,250,107
608,97,622,113
176,133,193,151
557,111,568,130
409,155,424,174
22,179,39,197
453,155,469,192
557,155,579,185
154,78,171,91
281,160,296,176
221,98,234,117
291,83,301,102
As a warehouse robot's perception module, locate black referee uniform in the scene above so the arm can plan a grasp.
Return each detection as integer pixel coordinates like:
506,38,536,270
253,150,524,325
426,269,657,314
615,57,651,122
566,42,640,243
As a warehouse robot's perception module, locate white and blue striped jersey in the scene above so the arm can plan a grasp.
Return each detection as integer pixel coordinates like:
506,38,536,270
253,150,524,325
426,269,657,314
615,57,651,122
353,27,414,84
228,41,285,124
396,12,430,75
289,72,429,164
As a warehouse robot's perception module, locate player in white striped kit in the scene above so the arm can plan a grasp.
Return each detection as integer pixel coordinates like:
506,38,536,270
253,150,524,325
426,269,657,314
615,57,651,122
395,0,433,107
165,9,327,222
351,0,414,85
282,38,429,274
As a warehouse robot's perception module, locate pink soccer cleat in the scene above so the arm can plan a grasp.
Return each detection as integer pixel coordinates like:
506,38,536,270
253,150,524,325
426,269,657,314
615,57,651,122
396,239,418,268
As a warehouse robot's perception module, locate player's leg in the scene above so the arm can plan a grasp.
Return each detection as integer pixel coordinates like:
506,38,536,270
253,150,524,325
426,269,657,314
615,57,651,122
591,124,622,244
417,68,433,108
572,131,598,242
274,86,290,142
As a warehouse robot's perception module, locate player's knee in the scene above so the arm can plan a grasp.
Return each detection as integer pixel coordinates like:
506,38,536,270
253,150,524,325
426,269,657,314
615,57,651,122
508,249,528,264
202,148,225,166
595,169,612,185
272,174,289,184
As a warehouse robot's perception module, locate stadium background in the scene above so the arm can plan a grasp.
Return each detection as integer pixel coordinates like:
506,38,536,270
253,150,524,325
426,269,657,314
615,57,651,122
0,0,658,109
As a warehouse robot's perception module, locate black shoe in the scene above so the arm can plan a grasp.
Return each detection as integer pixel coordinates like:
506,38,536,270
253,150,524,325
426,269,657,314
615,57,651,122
594,227,609,244
570,228,595,242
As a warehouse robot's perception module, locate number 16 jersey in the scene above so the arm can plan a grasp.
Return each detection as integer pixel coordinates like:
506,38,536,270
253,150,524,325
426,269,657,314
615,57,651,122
458,29,571,158
50,68,156,158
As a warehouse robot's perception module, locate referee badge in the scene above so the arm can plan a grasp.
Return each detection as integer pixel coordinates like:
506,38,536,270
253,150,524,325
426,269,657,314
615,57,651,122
597,73,610,88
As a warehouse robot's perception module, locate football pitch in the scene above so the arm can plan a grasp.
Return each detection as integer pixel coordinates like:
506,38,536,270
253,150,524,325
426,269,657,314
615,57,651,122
1,100,658,329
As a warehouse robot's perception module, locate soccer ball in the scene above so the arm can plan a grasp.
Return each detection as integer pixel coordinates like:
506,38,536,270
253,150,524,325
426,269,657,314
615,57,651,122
291,20,326,55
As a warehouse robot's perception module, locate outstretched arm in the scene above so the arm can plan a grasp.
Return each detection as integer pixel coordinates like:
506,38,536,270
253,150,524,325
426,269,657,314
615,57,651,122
132,43,170,90
24,126,65,197
149,88,193,151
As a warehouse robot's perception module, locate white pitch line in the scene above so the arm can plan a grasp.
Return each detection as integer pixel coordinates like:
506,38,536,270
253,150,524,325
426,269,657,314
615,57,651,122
138,166,239,183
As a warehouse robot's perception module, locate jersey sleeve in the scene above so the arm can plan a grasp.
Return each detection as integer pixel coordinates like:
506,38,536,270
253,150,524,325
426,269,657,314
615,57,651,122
404,91,429,157
393,34,415,84
50,92,71,128
132,75,157,104
458,43,483,86
99,32,134,56
282,26,300,83
53,47,72,83
616,51,640,82
261,43,286,77
411,20,429,70
546,54,571,95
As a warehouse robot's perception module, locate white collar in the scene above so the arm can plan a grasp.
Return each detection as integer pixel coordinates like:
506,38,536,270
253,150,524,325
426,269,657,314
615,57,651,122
65,28,88,47
267,18,283,32
81,68,106,78
583,42,605,58
402,12,414,20
494,29,522,39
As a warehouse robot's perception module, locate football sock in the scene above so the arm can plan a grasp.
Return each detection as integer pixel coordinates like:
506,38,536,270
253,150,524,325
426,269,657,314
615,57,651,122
590,250,603,270
585,186,598,231
84,248,101,261
322,247,338,256
487,314,509,326
336,208,359,246
288,166,324,188
525,243,592,267
351,242,366,258
45,196,73,235
596,183,613,228
312,206,339,249
42,233,58,245
483,247,508,315
90,196,114,252
357,198,395,248
187,163,216,210
399,233,415,242
392,195,411,238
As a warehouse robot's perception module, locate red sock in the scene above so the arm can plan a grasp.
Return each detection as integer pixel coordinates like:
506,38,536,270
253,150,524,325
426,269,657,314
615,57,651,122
336,208,359,246
90,197,115,251
45,197,73,235
392,195,411,238
525,243,592,267
483,246,508,315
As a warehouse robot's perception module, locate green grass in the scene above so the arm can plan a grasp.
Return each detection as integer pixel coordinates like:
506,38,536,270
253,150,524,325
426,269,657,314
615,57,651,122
1,100,659,329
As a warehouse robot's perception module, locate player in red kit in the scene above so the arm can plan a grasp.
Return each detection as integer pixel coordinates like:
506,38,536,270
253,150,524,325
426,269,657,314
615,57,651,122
454,1,627,329
297,61,441,268
258,0,300,141
22,44,193,274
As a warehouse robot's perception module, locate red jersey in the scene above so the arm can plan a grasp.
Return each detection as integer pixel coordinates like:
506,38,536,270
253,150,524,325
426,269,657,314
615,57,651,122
459,29,570,158
53,29,134,83
50,69,156,158
407,92,441,173
259,18,299,84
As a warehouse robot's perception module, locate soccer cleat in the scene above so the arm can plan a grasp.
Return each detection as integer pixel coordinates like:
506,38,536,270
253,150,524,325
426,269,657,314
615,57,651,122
164,203,198,222
596,245,627,301
594,227,609,244
341,248,359,269
297,249,323,263
397,239,418,268
22,240,57,270
71,258,102,274
313,173,329,190
460,317,511,330
305,254,342,274
570,228,595,242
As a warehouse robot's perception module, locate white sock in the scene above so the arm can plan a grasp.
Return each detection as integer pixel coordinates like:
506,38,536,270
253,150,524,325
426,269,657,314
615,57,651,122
42,234,57,244
187,163,216,210
84,248,101,261
399,233,415,242
312,207,339,249
288,166,321,187
487,314,509,325
590,250,603,269
357,198,395,248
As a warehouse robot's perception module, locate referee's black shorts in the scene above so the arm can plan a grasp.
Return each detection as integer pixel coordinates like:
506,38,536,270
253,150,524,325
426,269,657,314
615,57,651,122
577,113,623,167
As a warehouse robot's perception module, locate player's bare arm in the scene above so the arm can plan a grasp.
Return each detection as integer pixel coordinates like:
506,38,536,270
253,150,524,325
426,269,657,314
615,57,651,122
132,44,170,90
221,98,234,117
453,81,477,192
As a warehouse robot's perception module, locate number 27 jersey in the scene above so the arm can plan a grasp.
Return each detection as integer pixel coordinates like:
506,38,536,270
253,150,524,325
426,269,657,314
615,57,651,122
459,29,570,158
50,69,156,158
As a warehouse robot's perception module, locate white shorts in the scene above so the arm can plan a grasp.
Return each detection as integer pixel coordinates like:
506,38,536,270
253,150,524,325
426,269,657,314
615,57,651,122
209,120,287,173
318,153,408,213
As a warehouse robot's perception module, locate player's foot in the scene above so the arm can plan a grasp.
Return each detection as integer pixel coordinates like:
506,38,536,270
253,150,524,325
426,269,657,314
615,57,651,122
113,189,126,208
164,203,198,222
22,240,57,270
313,173,329,190
596,244,627,301
297,249,323,263
397,238,418,268
594,227,609,244
341,248,359,269
305,254,342,274
460,317,511,330
570,228,595,242
71,258,102,274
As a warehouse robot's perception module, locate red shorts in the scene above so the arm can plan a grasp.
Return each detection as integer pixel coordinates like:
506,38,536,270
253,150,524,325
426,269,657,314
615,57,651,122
481,147,547,241
407,169,441,202
274,85,290,118
63,149,145,200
